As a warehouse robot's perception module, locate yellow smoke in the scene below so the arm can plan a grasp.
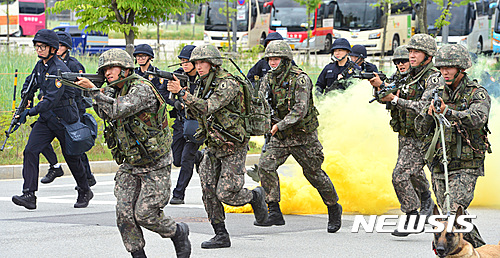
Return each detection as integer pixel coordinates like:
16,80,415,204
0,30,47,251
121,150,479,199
226,70,500,215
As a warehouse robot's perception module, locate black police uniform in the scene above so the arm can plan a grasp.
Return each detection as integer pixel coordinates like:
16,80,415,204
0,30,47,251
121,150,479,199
22,56,90,193
315,60,361,93
247,59,297,87
169,67,203,201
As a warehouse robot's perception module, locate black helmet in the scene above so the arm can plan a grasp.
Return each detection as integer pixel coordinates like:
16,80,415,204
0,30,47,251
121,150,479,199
351,45,367,58
56,31,73,49
178,45,196,60
330,38,351,53
33,29,59,50
265,32,284,46
133,44,154,58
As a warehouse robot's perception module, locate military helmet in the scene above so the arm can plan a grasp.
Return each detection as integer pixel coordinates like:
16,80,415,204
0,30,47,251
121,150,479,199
392,45,409,60
98,49,134,73
133,44,154,58
406,34,437,56
264,40,293,60
178,45,196,60
330,38,351,53
190,44,223,66
351,45,367,58
435,44,472,70
33,29,59,50
56,31,73,49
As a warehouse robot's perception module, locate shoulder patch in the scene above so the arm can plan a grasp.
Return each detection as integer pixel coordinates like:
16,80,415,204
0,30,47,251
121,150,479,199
297,76,307,85
475,90,487,100
55,79,62,88
79,70,83,73
160,78,164,84
148,74,154,81
45,73,50,80
430,75,440,84
220,81,227,90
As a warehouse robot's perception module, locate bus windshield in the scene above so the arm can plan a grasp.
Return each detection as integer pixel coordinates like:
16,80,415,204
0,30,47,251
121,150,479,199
205,1,249,32
427,2,471,36
334,0,383,31
271,0,310,32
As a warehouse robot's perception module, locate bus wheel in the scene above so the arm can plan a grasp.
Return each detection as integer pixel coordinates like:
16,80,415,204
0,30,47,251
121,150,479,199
260,33,266,47
323,34,332,54
390,35,400,55
13,27,23,37
476,38,483,54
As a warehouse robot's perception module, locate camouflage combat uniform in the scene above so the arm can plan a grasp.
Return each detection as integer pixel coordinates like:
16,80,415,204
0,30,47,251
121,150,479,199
90,49,190,257
415,44,491,248
256,41,342,233
389,36,438,217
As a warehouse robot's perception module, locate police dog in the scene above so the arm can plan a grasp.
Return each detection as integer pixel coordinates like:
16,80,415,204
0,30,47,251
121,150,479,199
432,205,500,258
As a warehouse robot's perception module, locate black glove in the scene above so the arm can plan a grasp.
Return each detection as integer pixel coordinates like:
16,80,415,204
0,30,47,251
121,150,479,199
174,100,184,110
18,109,30,124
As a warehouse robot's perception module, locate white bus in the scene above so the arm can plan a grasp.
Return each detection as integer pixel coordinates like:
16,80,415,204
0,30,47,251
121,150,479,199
203,0,271,49
0,0,20,36
330,0,415,55
467,0,496,53
427,1,473,47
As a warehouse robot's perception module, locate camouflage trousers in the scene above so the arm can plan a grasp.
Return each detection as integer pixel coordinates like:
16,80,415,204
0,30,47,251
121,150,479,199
392,135,431,213
114,165,177,253
199,146,253,224
432,170,485,248
258,133,338,206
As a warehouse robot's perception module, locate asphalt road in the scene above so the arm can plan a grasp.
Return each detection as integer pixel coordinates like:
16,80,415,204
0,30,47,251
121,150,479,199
1,165,500,258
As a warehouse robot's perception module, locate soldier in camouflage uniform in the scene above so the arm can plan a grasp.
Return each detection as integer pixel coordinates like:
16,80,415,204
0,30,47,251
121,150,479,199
415,44,490,248
375,34,438,237
166,44,268,249
255,40,342,233
76,49,191,258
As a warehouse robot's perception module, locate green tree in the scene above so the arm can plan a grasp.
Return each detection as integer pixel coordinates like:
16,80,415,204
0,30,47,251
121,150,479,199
50,0,204,55
293,0,322,62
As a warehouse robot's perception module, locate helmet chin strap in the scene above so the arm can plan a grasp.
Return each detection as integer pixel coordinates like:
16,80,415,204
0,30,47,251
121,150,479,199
39,47,56,60
331,52,348,62
139,57,152,67
445,70,464,84
57,50,69,60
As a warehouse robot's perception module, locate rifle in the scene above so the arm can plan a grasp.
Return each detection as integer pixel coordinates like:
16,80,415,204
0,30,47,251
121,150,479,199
1,74,37,151
369,73,408,103
46,69,106,89
352,70,387,81
432,89,442,113
324,60,356,93
146,70,193,99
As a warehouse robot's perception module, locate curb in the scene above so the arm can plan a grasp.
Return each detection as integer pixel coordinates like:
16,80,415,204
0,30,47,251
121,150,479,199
0,154,261,180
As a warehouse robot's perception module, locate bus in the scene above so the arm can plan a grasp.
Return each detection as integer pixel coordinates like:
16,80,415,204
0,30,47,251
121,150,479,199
426,1,472,47
493,0,500,53
0,0,19,36
268,0,334,53
16,0,45,36
203,0,272,49
330,0,415,55
466,0,496,53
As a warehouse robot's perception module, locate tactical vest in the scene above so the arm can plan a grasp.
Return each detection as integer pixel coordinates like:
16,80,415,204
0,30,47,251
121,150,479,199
196,68,248,147
390,63,438,137
104,75,171,166
427,77,491,171
270,65,319,140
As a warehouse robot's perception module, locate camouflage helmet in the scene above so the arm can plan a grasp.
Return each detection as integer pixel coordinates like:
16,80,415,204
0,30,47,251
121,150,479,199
264,40,293,60
435,44,472,70
392,45,409,60
98,48,134,73
406,34,437,56
190,44,223,66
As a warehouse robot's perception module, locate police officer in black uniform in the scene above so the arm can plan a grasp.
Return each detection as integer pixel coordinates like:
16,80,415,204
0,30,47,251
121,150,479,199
169,45,204,204
133,44,169,100
350,44,379,73
11,29,93,210
39,31,97,187
315,38,360,95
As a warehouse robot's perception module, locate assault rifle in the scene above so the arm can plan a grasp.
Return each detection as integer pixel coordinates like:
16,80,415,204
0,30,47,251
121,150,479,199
262,116,281,153
369,73,409,103
46,69,105,88
1,74,36,151
352,70,387,81
145,70,189,83
432,88,442,113
324,60,357,93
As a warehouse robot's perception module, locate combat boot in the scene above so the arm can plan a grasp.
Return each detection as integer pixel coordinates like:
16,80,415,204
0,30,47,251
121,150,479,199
12,191,37,210
327,203,342,233
74,187,93,208
254,202,285,227
249,186,268,224
419,190,434,223
171,222,191,258
41,166,64,184
391,210,424,237
201,222,231,249
130,249,146,258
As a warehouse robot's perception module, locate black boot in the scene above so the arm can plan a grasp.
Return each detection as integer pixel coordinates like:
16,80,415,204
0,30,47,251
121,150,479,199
328,203,342,233
171,222,191,258
249,187,268,224
12,191,37,210
41,166,64,184
87,175,97,187
254,202,285,227
419,190,434,222
131,249,146,258
391,210,423,237
74,187,94,208
201,222,231,249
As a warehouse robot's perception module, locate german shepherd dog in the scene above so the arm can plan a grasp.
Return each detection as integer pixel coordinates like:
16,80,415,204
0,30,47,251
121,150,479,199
432,206,500,257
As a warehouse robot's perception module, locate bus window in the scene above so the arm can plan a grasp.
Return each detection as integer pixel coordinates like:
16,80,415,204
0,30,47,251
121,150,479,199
19,2,44,14
316,4,324,29
333,0,383,30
